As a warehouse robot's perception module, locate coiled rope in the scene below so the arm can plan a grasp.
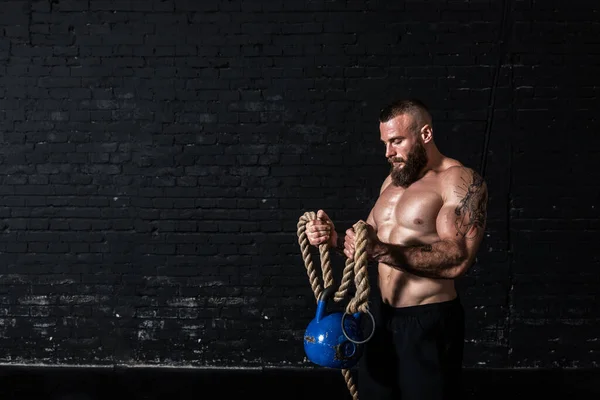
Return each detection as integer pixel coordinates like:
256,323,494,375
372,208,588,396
297,211,371,400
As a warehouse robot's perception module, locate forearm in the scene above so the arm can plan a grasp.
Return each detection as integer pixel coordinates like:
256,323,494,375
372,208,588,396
371,240,466,279
332,232,345,256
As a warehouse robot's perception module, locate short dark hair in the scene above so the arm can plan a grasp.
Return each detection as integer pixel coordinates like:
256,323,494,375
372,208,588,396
379,99,432,131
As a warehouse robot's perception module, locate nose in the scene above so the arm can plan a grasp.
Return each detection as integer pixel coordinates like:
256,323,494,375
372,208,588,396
385,143,395,158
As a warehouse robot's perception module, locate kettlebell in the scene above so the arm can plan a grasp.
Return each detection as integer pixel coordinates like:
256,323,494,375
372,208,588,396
303,286,375,369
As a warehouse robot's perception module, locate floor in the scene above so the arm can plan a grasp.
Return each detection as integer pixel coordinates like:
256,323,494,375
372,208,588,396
0,367,598,399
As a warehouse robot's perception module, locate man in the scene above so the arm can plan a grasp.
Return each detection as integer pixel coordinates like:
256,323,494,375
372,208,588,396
306,99,488,400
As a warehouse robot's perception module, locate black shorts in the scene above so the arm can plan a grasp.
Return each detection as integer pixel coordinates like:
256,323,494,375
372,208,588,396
358,291,465,400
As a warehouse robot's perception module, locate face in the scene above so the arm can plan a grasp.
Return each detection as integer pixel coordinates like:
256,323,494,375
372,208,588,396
380,114,429,188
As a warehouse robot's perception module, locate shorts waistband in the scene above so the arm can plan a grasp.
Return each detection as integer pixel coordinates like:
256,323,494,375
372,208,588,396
380,296,462,317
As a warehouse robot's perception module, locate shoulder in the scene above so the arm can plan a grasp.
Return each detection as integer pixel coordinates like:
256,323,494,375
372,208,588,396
440,165,487,202
441,165,485,184
380,175,393,194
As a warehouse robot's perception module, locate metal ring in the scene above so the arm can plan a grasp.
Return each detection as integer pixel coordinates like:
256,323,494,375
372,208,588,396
340,308,376,345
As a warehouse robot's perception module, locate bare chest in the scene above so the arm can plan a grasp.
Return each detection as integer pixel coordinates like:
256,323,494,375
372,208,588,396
372,184,443,243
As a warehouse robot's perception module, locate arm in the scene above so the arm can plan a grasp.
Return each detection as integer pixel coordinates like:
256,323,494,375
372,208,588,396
371,167,488,279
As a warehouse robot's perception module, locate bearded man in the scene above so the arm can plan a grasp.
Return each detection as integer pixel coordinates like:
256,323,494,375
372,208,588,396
306,99,488,400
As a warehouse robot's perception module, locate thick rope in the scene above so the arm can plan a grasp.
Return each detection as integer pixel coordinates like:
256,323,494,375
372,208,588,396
346,221,370,314
297,212,370,400
297,212,324,300
342,368,358,400
334,257,355,302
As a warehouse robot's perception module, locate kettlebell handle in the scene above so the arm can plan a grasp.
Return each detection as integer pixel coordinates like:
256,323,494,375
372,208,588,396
319,285,336,303
315,286,336,323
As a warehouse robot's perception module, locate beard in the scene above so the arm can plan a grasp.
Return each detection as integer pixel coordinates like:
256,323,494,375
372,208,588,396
389,140,428,188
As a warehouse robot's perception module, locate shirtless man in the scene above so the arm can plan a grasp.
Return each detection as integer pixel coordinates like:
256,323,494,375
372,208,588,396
306,99,488,400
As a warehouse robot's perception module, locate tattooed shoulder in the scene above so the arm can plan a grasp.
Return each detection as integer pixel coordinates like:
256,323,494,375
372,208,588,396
451,167,488,239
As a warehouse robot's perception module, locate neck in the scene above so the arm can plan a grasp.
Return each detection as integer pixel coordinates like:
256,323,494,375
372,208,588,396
421,146,445,175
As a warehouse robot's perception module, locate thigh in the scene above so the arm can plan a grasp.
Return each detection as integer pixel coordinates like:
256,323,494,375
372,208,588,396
357,299,399,399
392,303,465,400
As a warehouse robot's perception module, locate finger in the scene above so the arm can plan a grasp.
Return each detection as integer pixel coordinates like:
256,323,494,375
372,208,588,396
307,222,320,232
311,226,330,235
312,234,330,242
314,235,329,244
308,231,325,238
343,237,352,249
314,221,329,231
317,209,329,221
310,230,330,239
310,235,327,245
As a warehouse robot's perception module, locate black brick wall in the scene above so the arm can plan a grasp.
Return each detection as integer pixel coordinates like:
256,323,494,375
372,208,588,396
0,0,598,369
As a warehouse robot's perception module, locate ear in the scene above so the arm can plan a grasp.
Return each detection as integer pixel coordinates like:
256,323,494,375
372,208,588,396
420,124,433,143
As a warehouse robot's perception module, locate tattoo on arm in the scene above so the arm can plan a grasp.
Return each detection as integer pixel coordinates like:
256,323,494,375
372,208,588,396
453,170,488,239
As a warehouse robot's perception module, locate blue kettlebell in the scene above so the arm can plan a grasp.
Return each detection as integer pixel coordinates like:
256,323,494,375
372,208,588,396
303,286,375,369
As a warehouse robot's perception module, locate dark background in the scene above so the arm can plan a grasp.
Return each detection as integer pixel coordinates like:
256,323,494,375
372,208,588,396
0,0,598,398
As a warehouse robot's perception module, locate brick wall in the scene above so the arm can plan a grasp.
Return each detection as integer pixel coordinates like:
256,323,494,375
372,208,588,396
0,0,598,368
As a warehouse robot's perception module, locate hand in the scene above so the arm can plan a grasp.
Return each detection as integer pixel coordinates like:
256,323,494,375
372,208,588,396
344,222,380,261
306,209,338,247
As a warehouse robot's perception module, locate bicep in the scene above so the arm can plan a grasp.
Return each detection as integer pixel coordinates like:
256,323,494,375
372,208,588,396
436,204,482,244
436,172,488,267
435,203,482,273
